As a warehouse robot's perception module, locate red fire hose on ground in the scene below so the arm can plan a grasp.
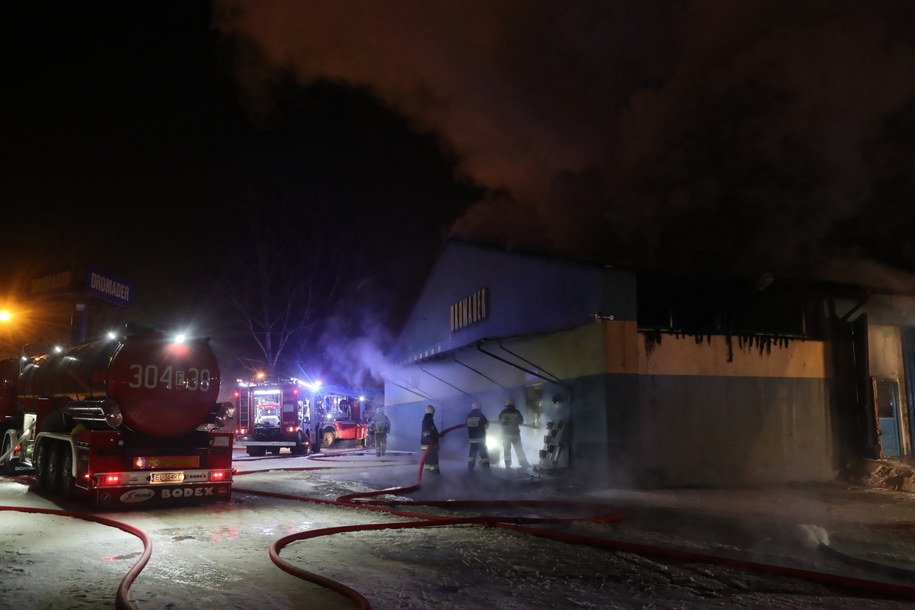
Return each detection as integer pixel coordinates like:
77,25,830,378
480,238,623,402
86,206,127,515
234,424,915,608
0,504,151,610
4,420,915,608
235,423,626,608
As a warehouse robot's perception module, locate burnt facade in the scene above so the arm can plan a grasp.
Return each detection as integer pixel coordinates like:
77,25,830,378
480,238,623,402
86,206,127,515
382,240,912,486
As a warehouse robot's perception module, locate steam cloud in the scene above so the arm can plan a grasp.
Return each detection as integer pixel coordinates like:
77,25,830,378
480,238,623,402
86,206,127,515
215,0,915,282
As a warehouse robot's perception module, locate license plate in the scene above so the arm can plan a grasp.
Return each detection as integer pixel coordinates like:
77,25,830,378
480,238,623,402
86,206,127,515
149,471,185,483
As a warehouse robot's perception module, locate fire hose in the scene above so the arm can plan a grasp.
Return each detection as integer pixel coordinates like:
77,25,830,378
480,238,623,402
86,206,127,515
0,435,454,609
235,423,625,608
2,429,152,610
0,505,151,610
234,424,915,608
3,422,915,609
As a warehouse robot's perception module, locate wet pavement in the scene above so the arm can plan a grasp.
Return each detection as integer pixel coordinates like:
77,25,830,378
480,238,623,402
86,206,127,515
2,446,915,609
278,446,915,593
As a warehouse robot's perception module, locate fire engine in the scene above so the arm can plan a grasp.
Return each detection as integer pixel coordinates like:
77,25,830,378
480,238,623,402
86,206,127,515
313,391,370,449
233,378,313,456
234,378,375,454
0,330,234,506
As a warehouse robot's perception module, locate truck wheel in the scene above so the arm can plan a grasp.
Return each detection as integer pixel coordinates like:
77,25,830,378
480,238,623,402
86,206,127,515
322,431,336,448
33,441,49,489
46,442,63,494
0,432,13,474
291,436,307,455
59,446,74,498
246,446,266,457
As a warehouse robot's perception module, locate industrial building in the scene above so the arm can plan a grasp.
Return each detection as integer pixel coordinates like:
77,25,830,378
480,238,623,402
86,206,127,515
383,240,914,486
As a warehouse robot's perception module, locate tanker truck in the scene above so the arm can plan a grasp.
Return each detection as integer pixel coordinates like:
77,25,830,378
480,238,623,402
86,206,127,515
0,330,235,507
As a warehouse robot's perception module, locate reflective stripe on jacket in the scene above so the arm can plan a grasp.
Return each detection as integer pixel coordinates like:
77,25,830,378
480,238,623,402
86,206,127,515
499,407,523,438
466,408,488,443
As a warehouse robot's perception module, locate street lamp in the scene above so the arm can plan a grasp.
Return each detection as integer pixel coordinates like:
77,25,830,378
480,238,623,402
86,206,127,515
0,310,17,359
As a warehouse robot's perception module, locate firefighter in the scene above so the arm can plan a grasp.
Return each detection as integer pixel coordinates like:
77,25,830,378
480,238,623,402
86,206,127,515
465,401,490,471
370,405,391,457
421,405,440,474
499,402,530,469
313,400,326,453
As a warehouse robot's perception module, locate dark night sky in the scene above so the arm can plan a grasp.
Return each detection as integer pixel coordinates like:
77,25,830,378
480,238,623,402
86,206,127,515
6,1,915,382
210,0,915,285
216,0,915,279
2,2,481,379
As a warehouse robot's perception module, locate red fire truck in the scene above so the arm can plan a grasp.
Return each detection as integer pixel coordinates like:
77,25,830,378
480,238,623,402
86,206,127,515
313,392,370,449
233,378,313,456
0,331,235,507
234,379,375,454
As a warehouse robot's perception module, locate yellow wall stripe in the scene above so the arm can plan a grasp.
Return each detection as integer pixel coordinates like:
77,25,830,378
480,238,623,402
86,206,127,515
604,321,827,378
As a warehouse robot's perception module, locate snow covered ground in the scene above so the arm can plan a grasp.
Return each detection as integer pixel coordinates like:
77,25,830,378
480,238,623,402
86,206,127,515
2,449,915,609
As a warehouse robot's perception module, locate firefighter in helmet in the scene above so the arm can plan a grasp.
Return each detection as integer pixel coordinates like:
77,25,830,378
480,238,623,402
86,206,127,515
421,405,440,474
499,401,530,469
370,405,391,457
313,399,326,453
465,401,490,470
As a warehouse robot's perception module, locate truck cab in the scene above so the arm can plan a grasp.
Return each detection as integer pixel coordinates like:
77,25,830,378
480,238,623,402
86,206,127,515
235,380,312,456
315,395,369,449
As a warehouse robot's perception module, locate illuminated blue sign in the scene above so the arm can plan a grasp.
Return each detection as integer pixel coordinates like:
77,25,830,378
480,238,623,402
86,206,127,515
86,266,132,308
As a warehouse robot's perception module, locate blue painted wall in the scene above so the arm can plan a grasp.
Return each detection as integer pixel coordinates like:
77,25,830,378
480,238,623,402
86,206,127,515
393,240,636,363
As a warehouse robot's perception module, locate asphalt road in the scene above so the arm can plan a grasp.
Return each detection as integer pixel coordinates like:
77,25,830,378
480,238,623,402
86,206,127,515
2,448,914,609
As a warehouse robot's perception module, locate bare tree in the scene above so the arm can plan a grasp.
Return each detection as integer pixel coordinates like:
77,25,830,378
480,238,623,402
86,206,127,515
219,189,347,376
